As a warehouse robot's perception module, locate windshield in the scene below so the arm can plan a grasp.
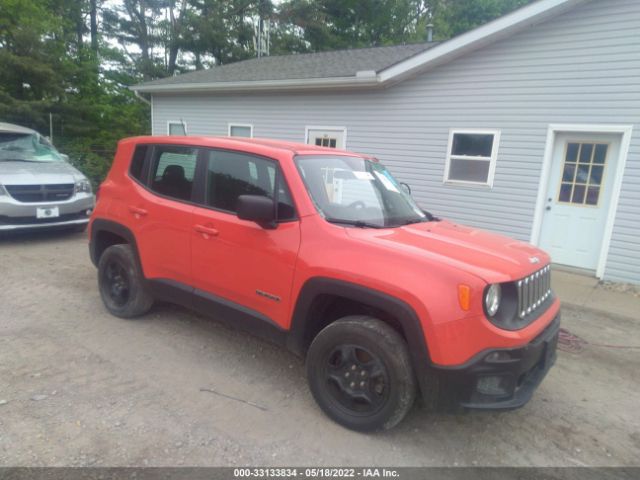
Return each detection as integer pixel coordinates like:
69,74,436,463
295,155,428,228
0,132,64,162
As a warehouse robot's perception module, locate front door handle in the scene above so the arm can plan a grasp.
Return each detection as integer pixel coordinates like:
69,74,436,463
194,224,219,238
128,206,148,217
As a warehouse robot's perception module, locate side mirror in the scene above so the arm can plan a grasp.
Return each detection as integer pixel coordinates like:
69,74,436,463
400,182,411,195
60,153,70,162
237,195,276,229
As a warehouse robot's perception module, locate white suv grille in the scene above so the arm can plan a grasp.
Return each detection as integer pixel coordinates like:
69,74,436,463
517,265,552,318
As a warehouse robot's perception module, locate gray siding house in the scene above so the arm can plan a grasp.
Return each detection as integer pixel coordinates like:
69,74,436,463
133,0,640,284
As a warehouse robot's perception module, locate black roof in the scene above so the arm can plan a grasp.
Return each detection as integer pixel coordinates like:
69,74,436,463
136,43,437,88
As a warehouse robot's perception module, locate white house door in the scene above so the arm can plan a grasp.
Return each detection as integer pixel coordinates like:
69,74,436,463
538,132,620,271
307,128,346,149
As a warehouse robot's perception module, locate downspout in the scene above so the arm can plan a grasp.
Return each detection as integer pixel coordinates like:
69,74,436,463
133,90,151,105
132,89,153,135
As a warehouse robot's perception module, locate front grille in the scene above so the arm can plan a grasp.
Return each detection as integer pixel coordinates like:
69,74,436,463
5,184,74,203
516,265,552,319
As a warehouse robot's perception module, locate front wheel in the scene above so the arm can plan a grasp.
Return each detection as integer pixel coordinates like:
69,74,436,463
98,244,153,318
306,316,416,432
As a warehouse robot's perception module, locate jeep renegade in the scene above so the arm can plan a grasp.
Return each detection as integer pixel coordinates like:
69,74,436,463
89,136,560,431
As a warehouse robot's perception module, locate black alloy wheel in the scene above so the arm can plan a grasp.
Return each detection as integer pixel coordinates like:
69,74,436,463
306,316,416,432
97,244,153,318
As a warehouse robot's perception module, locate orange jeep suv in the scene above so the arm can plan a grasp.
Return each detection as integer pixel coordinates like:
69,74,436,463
89,136,560,431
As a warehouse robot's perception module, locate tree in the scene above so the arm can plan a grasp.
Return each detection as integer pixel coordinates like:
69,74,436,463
0,0,74,128
431,0,534,40
102,0,166,80
0,0,149,185
273,0,432,52
0,0,537,187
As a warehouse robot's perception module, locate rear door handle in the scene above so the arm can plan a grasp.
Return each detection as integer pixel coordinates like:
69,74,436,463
128,206,148,217
194,224,219,238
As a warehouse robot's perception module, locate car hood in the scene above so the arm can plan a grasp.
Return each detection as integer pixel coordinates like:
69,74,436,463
0,161,84,185
345,220,549,283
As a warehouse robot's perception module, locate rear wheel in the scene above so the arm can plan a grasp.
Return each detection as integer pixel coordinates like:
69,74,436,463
98,244,153,318
306,316,416,432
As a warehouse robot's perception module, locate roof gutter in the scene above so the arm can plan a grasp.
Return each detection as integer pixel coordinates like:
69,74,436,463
130,72,380,94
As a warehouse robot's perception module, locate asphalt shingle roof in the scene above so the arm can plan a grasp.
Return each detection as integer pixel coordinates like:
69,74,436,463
136,43,437,88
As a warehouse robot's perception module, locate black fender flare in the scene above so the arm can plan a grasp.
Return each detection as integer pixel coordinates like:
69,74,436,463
287,277,432,396
89,219,142,272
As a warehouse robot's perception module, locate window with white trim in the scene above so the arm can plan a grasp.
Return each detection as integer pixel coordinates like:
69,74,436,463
444,129,500,186
228,124,253,138
168,121,186,136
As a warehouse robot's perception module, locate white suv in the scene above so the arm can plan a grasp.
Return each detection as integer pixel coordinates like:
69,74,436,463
0,122,94,232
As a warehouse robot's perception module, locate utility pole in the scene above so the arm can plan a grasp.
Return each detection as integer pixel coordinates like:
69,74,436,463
255,0,270,58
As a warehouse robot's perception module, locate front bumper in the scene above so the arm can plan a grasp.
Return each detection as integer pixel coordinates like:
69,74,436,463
0,194,94,231
432,313,560,410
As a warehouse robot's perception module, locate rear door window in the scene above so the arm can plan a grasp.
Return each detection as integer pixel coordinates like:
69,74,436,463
149,146,198,202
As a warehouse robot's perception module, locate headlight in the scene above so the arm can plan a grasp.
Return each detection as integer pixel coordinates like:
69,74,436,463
75,179,92,194
484,284,502,317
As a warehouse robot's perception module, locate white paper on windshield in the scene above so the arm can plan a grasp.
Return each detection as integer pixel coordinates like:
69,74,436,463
374,171,399,193
353,171,375,181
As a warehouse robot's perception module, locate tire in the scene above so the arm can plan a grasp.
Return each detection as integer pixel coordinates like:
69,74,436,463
306,315,416,432
98,244,153,318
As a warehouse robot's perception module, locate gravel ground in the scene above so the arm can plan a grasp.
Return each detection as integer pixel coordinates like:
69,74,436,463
0,230,639,467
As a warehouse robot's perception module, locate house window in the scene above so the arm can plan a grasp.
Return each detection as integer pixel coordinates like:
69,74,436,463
558,142,608,206
316,137,337,148
228,124,253,138
444,129,500,186
306,127,346,149
168,121,187,136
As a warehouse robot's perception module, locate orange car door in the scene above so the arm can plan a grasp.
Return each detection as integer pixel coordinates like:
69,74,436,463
129,144,198,286
190,148,301,329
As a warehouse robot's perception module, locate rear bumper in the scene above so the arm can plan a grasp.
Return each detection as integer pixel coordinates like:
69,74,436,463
431,313,560,410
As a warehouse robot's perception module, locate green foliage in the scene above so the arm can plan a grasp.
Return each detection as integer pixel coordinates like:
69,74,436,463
432,0,534,40
272,0,535,52
0,0,534,184
274,0,430,51
0,0,149,185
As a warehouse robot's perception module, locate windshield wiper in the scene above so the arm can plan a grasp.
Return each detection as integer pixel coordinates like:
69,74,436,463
403,218,429,225
403,211,440,224
325,217,385,229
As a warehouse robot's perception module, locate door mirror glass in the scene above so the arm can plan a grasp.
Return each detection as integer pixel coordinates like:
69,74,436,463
237,195,276,228
400,182,411,195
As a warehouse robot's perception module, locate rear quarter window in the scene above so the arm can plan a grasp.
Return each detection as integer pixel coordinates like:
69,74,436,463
129,145,148,182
